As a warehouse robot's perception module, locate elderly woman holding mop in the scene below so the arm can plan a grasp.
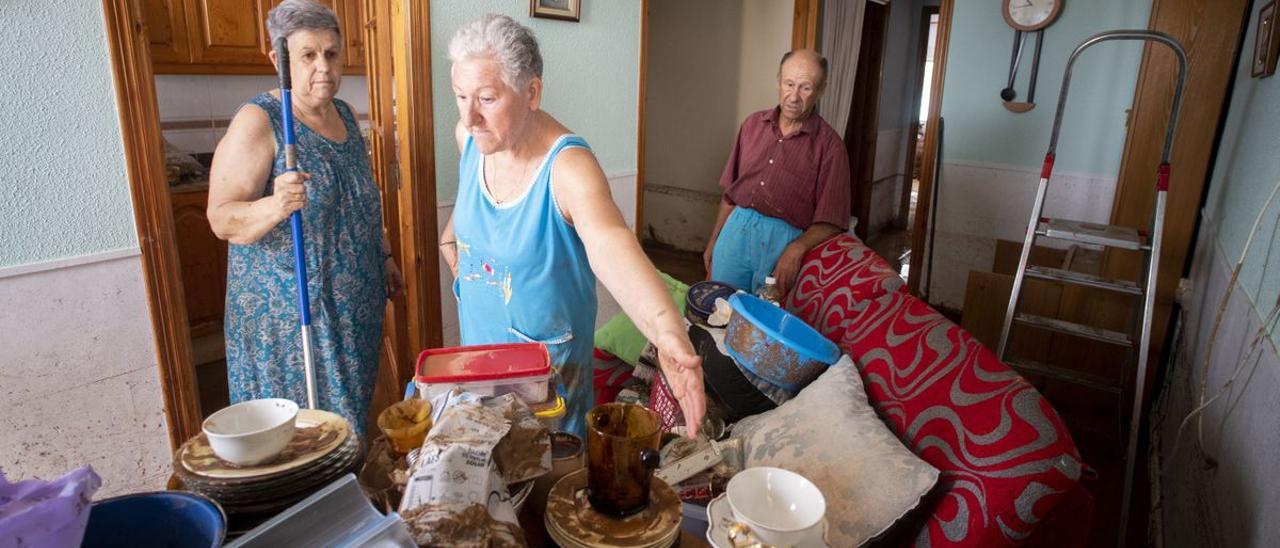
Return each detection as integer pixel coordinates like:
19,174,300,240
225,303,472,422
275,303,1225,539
208,0,402,437
440,14,707,438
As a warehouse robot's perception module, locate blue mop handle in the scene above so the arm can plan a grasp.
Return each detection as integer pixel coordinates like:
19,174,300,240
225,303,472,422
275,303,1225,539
275,38,318,410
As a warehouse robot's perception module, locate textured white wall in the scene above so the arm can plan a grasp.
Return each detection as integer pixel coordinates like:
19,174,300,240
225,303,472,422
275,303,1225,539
0,2,137,267
0,4,170,495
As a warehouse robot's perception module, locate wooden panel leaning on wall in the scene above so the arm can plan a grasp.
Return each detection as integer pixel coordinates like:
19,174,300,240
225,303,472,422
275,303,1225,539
1100,0,1251,402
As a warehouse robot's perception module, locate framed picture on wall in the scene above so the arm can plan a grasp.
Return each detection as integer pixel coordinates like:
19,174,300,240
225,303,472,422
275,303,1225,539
1253,1,1279,78
530,0,581,22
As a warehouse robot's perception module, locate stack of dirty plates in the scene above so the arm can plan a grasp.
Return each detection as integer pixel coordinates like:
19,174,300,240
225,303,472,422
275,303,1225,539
544,469,681,548
173,409,361,533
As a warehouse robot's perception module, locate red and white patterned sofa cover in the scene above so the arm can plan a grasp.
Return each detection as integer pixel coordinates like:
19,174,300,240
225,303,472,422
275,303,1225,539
784,235,1092,547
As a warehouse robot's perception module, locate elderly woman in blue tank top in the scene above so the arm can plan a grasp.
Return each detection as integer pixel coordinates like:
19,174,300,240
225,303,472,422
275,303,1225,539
440,14,707,437
207,0,403,437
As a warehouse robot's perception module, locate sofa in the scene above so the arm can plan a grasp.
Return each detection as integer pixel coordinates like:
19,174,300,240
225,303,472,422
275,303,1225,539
782,234,1092,546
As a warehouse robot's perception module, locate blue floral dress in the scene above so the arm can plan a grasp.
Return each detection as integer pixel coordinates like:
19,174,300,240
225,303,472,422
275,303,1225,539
225,93,385,438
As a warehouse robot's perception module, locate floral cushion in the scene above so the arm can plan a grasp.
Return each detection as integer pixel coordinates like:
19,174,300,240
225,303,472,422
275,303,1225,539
785,235,1089,547
733,355,940,547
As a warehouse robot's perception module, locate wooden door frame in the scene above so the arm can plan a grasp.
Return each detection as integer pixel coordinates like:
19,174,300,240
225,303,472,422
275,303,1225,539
389,0,443,367
104,0,202,449
907,0,954,296
793,0,822,50
103,0,439,450
898,5,940,229
635,0,649,238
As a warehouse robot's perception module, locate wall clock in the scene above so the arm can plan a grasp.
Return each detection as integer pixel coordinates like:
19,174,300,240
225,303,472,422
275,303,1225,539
1003,0,1064,32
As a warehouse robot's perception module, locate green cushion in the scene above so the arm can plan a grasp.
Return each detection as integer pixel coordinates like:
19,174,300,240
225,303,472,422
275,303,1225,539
593,272,689,365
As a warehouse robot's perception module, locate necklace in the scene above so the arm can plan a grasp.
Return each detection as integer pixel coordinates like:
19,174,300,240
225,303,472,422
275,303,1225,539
485,154,536,204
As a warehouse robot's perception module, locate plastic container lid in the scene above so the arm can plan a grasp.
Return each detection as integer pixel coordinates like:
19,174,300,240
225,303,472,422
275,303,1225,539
415,343,551,383
686,281,737,320
728,294,840,365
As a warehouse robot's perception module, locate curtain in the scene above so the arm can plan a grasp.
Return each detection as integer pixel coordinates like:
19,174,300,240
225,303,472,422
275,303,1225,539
817,0,866,138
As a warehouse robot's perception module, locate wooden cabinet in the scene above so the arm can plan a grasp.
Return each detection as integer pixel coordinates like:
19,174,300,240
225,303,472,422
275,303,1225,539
170,184,228,337
140,0,365,74
141,0,192,64
341,0,366,70
189,0,271,66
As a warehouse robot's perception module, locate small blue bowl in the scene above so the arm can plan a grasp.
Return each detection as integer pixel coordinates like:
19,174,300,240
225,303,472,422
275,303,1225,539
82,491,226,547
724,293,840,391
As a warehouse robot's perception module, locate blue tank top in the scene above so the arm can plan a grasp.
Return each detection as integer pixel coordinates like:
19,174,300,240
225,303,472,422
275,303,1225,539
452,133,598,436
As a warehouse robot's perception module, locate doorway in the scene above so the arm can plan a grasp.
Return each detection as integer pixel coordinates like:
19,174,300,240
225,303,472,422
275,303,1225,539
845,0,891,243
868,5,940,279
104,0,439,448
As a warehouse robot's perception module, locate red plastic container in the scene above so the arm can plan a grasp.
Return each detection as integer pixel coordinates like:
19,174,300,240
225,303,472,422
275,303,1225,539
414,343,552,404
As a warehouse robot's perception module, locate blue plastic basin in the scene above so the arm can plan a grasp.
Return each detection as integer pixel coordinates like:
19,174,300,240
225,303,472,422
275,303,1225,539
724,293,840,391
82,491,226,548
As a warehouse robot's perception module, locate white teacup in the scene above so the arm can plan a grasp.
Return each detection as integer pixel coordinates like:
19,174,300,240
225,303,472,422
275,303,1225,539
726,467,826,546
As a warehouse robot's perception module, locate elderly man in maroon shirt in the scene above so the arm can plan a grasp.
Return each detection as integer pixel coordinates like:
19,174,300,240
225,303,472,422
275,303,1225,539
703,49,851,295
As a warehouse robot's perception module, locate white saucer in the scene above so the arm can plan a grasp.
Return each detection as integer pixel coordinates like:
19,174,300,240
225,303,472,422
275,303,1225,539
705,493,828,547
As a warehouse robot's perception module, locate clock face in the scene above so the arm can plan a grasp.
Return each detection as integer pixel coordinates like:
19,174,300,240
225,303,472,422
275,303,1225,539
1005,0,1060,30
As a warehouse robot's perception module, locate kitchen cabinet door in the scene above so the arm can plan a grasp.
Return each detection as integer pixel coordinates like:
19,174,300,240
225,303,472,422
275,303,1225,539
188,0,272,66
171,187,228,337
140,0,192,65
342,0,367,70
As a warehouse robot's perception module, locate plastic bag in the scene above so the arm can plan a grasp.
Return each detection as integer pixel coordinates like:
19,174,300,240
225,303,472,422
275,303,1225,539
0,465,102,548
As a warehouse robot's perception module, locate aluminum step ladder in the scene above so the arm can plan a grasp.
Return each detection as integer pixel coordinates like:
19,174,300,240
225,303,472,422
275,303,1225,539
995,30,1187,547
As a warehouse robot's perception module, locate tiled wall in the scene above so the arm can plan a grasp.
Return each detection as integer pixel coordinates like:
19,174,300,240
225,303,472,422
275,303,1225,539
155,75,369,154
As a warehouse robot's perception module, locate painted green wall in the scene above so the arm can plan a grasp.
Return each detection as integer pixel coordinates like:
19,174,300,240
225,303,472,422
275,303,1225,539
940,0,1150,174
430,1,641,202
0,2,137,267
1205,0,1280,343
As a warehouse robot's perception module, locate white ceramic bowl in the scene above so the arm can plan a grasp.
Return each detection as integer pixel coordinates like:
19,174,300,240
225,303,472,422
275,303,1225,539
726,467,826,546
202,399,299,466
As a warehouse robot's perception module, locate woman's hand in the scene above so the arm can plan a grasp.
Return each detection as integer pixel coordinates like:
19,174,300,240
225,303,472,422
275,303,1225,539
655,331,707,439
270,171,311,220
384,257,405,299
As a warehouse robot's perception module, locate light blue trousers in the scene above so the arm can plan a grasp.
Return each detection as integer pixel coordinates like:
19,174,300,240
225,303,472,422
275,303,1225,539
711,207,802,293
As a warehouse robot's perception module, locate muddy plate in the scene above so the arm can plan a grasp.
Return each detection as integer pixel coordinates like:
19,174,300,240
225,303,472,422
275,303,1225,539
545,469,681,548
176,409,349,481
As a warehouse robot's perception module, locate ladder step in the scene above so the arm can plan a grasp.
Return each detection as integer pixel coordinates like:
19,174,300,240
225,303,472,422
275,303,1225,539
1005,358,1122,394
1037,218,1145,250
1024,265,1144,295
1013,313,1133,346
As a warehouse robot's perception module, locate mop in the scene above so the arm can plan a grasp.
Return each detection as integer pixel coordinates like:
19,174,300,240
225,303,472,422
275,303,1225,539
274,37,318,410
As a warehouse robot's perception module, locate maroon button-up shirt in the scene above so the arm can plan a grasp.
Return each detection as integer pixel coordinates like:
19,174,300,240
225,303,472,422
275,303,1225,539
719,107,851,230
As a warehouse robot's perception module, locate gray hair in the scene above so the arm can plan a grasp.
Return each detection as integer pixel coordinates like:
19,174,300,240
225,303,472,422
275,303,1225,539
267,0,341,45
448,13,544,90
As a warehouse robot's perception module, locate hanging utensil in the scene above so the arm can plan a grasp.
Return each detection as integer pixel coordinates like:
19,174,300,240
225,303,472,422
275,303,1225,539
1001,30,1025,102
1025,29,1044,104
273,37,319,410
1003,29,1045,113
